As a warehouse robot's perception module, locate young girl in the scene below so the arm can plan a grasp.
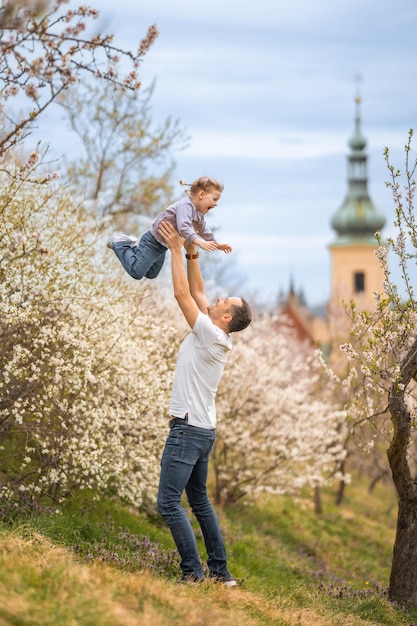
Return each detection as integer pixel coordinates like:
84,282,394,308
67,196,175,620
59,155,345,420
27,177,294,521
107,177,232,281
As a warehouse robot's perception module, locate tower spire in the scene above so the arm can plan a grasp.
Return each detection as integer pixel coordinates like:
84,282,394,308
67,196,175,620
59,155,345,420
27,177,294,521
330,91,385,243
327,86,388,362
354,73,362,133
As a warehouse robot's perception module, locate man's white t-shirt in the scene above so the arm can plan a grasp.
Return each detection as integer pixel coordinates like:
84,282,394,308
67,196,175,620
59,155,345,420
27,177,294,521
169,312,233,429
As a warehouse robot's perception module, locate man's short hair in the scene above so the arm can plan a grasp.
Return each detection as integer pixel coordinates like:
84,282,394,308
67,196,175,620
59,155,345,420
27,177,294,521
228,298,252,333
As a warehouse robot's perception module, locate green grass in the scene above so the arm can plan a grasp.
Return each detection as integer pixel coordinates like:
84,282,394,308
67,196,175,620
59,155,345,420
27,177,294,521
0,477,415,626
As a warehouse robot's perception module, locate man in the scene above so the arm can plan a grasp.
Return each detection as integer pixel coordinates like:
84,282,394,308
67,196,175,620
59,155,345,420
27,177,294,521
156,221,252,586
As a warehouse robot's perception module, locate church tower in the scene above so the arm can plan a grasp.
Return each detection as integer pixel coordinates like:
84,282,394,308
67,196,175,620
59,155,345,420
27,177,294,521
328,95,386,340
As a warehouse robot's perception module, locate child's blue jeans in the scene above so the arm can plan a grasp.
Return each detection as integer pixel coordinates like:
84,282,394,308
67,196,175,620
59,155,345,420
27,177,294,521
112,230,167,280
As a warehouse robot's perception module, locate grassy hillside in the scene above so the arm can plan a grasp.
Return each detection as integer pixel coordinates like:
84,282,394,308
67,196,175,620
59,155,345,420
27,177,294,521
0,477,415,626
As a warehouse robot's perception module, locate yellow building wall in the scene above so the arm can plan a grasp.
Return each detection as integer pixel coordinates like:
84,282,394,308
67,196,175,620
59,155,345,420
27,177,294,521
328,242,385,367
329,243,385,312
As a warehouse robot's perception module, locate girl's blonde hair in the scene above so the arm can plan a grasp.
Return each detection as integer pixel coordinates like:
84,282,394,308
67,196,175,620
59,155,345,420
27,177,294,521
179,177,224,195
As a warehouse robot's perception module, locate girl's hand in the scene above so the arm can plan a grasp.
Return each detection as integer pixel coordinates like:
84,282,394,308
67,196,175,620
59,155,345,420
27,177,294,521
197,240,218,252
216,243,233,254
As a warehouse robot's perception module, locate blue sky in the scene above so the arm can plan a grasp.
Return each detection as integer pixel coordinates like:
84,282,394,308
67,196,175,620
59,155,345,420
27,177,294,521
42,0,417,306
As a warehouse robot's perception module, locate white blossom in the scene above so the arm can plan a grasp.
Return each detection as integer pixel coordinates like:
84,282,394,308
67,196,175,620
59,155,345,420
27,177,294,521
214,315,348,504
0,166,177,506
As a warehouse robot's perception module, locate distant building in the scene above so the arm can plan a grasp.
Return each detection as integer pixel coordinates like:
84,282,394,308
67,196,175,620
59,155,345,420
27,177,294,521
277,278,329,352
328,94,386,351
278,95,386,361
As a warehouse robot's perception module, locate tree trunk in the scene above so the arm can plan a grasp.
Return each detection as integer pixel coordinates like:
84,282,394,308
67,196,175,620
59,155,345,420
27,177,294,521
389,498,417,605
335,478,346,506
368,469,389,493
387,340,417,605
313,485,322,515
335,459,347,505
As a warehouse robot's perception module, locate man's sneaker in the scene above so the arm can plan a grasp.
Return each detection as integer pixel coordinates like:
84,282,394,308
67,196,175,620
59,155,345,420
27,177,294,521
209,573,237,587
178,574,205,584
106,234,137,249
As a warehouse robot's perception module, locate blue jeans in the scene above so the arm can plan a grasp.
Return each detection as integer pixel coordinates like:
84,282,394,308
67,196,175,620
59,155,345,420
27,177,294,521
112,230,167,280
157,424,232,580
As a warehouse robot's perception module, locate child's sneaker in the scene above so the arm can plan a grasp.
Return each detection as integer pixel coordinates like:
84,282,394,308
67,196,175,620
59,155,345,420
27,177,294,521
106,234,137,249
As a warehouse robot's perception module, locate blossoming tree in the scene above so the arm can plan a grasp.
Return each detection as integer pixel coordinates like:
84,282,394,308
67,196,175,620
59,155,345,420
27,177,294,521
0,1,183,507
0,0,158,157
214,315,348,505
0,157,177,506
332,131,417,606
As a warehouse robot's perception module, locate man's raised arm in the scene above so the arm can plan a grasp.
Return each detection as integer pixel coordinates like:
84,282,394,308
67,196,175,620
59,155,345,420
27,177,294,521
183,240,209,314
157,222,200,328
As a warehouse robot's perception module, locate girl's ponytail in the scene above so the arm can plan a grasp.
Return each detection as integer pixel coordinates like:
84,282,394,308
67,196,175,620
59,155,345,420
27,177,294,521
179,177,224,194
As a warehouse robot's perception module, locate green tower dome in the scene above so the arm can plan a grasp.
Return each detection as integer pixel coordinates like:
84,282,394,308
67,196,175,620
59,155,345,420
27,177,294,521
331,95,385,244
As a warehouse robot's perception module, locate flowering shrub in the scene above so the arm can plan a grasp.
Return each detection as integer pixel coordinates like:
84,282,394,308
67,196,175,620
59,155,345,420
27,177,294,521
0,159,177,506
214,315,348,504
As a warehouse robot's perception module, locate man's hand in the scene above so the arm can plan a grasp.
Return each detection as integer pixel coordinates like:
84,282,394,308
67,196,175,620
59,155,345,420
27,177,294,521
158,221,185,252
